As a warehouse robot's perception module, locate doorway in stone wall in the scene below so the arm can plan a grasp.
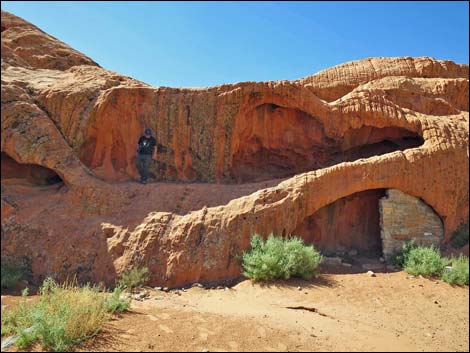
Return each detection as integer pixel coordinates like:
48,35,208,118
291,188,445,271
292,189,387,260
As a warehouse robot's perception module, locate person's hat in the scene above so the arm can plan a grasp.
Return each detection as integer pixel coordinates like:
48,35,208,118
144,128,151,135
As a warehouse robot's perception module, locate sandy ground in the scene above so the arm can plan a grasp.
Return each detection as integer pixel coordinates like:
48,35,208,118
2,270,468,352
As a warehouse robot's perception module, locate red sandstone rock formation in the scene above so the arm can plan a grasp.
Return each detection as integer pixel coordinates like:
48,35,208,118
1,10,468,288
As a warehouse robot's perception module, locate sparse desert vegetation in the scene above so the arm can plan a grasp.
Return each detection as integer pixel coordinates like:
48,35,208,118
1,255,468,352
242,234,323,281
1,259,23,289
392,241,469,285
450,221,469,248
116,266,150,292
403,245,449,277
442,255,469,285
1,278,130,352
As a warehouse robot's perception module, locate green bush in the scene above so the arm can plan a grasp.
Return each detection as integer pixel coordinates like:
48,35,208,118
1,259,23,289
450,221,469,249
242,234,323,282
403,245,449,277
1,278,131,352
442,255,469,285
117,266,150,292
104,286,131,314
391,240,419,268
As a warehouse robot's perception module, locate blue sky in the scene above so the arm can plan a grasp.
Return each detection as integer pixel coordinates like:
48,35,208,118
2,1,469,87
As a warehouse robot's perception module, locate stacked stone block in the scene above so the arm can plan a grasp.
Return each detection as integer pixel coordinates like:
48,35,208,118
380,189,444,259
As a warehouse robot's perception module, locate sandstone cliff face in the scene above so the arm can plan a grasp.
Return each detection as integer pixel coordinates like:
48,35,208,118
1,11,98,70
1,10,468,288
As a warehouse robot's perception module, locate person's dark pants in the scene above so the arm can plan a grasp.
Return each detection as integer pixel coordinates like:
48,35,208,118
135,153,152,181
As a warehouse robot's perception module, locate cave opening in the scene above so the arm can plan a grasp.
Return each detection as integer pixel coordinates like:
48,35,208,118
230,104,424,183
1,152,64,186
292,189,387,258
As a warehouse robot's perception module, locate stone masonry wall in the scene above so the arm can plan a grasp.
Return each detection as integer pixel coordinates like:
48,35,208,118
380,189,444,259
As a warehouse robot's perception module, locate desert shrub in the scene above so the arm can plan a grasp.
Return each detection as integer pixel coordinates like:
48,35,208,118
403,245,449,277
117,266,150,292
1,258,23,289
1,278,130,352
391,240,419,268
450,221,469,249
442,255,469,286
242,234,323,281
104,286,131,313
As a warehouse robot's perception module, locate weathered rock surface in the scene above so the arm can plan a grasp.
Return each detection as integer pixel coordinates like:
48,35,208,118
1,10,468,288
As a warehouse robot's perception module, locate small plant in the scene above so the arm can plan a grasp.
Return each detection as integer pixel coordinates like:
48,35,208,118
242,234,323,282
403,245,449,277
391,240,419,268
117,266,150,292
104,286,131,314
1,278,131,352
1,258,23,289
450,221,469,249
393,241,468,285
442,255,469,285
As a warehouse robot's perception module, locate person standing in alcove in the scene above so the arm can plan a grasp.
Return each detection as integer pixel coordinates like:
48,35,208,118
135,128,157,184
